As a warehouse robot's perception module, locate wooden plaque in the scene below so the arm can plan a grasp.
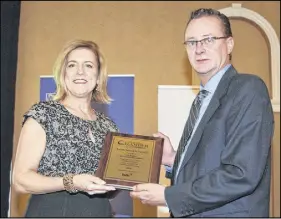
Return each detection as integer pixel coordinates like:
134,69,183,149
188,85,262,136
95,132,164,190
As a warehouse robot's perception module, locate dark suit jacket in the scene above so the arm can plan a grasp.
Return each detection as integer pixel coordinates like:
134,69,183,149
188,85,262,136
165,66,274,217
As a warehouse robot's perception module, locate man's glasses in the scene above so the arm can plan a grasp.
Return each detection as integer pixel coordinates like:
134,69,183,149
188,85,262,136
184,36,229,49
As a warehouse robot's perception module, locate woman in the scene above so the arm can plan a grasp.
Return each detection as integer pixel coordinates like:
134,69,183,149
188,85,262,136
13,39,119,217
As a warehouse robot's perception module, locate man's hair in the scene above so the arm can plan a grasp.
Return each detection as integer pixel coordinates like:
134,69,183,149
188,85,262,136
187,8,232,37
186,8,233,60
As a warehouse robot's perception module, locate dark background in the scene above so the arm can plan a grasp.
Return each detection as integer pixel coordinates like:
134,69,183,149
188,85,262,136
1,1,21,217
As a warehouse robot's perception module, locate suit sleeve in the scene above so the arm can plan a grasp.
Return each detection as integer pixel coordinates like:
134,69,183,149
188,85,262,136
164,77,274,217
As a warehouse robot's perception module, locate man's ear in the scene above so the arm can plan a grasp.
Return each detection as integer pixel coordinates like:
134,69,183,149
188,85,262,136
227,37,234,55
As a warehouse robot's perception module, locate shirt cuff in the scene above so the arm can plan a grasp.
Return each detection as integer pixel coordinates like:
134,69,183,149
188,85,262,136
164,165,173,179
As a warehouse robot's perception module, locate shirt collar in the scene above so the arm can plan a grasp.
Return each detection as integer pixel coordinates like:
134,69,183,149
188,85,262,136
200,64,232,94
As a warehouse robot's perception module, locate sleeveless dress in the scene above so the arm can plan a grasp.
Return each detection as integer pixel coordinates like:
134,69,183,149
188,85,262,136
23,100,119,217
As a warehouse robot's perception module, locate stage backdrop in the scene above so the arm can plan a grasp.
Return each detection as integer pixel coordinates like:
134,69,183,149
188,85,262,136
40,74,134,217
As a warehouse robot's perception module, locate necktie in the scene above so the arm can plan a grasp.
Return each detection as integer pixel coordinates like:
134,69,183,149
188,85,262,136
171,89,209,180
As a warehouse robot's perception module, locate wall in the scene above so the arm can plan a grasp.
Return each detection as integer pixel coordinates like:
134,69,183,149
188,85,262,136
11,1,279,217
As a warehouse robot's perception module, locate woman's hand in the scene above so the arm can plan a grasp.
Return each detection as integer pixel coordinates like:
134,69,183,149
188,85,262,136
73,174,116,195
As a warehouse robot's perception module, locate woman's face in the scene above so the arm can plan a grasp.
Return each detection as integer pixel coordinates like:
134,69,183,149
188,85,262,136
64,47,99,99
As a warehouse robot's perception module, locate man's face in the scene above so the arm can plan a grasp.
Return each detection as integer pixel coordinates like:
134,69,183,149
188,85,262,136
184,16,234,77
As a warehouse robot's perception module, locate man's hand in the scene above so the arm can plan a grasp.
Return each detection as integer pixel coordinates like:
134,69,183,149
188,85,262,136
130,183,167,206
153,132,176,166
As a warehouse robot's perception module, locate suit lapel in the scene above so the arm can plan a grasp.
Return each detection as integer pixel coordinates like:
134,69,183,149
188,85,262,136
177,66,237,175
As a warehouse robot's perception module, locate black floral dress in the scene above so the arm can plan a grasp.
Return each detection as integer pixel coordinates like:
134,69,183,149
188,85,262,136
23,100,119,217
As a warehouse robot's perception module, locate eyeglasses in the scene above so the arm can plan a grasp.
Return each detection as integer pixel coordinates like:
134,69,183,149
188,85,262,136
184,36,228,49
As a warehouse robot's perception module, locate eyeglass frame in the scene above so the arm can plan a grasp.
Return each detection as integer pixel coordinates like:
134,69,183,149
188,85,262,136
183,36,229,49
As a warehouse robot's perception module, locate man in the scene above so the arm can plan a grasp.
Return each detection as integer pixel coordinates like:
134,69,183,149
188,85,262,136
130,8,274,217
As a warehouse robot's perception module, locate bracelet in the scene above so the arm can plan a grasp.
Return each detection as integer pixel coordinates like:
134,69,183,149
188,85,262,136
63,173,78,194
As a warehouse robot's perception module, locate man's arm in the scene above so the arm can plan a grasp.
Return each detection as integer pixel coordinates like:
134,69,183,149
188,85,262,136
164,77,274,217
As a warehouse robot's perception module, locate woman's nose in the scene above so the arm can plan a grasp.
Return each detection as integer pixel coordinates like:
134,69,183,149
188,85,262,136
77,65,84,75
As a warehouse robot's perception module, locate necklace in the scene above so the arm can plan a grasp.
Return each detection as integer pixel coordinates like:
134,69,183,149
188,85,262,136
63,103,97,121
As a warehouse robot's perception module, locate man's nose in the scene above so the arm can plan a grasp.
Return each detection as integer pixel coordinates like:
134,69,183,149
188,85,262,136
195,42,205,54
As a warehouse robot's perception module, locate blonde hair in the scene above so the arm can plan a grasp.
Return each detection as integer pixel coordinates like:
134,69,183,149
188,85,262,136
52,39,112,104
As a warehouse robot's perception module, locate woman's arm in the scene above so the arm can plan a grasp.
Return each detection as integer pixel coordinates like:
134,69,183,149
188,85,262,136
12,117,64,194
12,117,116,195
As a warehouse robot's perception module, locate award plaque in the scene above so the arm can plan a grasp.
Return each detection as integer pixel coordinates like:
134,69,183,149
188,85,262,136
95,132,164,190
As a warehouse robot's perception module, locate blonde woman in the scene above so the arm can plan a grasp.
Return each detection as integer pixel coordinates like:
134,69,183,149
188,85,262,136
13,40,119,217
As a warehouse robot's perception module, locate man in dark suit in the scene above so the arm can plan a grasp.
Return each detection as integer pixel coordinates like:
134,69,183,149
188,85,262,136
130,8,274,217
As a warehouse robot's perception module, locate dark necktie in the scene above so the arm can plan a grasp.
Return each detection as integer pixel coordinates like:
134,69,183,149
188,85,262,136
171,89,209,180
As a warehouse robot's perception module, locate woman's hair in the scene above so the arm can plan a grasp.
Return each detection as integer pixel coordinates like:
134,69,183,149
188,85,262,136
52,39,111,104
